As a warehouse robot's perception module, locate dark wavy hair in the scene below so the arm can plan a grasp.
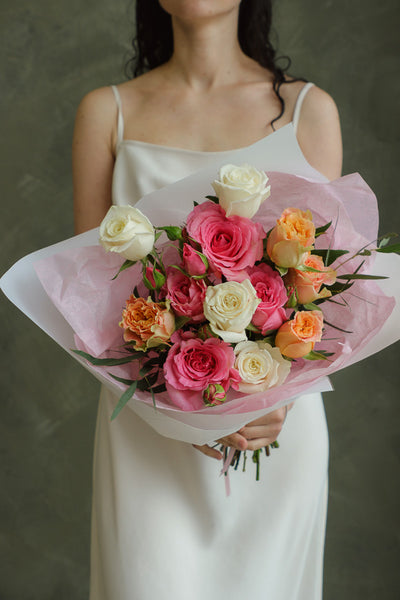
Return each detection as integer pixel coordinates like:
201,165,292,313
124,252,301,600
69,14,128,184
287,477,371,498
126,0,305,129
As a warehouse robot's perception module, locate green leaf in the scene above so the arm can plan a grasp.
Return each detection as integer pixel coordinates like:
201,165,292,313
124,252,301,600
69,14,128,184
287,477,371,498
315,221,332,237
156,226,183,241
139,363,155,377
193,200,199,207
192,248,209,271
328,281,354,295
111,380,138,421
108,373,137,385
150,387,156,409
153,268,166,288
376,243,400,255
285,287,298,309
144,355,166,368
303,350,334,360
111,259,136,280
245,323,260,333
276,266,288,277
311,249,349,266
169,264,189,276
151,383,167,394
296,264,325,274
378,232,397,248
303,303,322,311
175,315,191,330
205,195,219,204
73,349,142,366
323,319,353,334
336,273,388,281
142,269,155,290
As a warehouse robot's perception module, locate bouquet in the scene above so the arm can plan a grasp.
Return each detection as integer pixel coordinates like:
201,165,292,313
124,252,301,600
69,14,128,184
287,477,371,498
1,165,399,480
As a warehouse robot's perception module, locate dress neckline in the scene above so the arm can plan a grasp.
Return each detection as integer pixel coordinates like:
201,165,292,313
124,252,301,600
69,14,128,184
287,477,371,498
118,122,293,156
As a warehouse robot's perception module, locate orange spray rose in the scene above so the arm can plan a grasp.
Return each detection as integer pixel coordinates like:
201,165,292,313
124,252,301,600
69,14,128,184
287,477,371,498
267,207,315,268
119,295,175,351
275,310,324,358
285,254,336,305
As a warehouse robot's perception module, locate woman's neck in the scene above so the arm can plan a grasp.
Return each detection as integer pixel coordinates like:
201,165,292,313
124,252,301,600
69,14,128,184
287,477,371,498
164,9,251,91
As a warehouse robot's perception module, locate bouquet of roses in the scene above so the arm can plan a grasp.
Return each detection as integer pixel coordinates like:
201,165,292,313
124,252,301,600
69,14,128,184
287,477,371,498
90,165,341,414
38,163,395,475
2,165,399,479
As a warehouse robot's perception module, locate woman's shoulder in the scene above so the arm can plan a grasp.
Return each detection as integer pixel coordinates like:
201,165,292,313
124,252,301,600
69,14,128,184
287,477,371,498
280,79,339,123
280,80,342,180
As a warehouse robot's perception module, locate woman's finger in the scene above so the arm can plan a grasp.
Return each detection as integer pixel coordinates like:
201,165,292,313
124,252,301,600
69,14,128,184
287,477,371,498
192,444,223,460
245,438,277,451
240,422,283,442
216,432,248,451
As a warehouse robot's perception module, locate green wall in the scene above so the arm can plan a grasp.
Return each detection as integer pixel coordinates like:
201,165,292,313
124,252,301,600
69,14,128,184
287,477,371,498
1,1,399,598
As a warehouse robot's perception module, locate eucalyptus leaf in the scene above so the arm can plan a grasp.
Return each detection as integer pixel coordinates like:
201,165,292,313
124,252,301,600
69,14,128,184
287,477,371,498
111,381,138,421
323,319,353,334
315,221,332,237
205,195,219,204
378,232,397,248
376,243,400,254
336,273,388,280
73,349,141,366
108,373,137,385
151,383,167,394
312,248,348,266
303,350,333,361
139,363,155,377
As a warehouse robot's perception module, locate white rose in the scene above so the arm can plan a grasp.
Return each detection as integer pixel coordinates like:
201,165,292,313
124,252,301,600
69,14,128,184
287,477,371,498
203,279,260,344
234,340,291,393
99,206,155,261
212,163,271,219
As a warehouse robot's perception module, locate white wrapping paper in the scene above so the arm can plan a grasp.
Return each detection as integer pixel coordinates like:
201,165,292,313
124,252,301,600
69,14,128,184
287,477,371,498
1,171,399,444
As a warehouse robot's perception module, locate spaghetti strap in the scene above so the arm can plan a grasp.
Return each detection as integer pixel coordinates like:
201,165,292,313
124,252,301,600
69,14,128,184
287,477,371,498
111,85,124,146
292,82,314,136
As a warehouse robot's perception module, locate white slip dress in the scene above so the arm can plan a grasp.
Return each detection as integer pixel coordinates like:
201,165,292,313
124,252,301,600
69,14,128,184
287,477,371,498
89,82,329,600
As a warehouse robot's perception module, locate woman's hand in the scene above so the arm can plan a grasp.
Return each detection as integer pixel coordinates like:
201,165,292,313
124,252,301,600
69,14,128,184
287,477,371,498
192,404,292,460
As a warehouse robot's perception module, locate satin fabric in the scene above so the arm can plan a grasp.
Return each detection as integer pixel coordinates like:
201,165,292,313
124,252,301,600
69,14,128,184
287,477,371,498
90,86,329,600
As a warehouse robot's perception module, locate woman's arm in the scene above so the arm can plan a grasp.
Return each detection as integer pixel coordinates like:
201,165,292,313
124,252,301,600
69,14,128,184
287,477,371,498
297,85,343,181
72,87,117,234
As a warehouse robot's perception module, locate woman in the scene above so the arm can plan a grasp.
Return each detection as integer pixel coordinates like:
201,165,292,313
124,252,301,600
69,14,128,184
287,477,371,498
73,1,342,598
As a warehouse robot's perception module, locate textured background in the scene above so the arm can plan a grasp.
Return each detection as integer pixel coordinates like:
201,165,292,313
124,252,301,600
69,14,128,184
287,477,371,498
1,1,399,598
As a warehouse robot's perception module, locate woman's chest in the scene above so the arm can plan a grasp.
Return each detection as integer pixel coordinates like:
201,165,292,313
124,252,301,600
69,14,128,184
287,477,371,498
121,83,293,152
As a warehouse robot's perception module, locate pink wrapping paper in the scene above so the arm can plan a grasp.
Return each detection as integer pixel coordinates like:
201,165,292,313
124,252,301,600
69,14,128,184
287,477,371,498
34,171,396,423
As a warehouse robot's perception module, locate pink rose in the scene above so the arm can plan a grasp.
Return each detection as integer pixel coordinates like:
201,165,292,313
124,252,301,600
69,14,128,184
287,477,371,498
164,337,240,410
182,243,208,276
165,268,207,323
247,264,288,334
186,201,265,281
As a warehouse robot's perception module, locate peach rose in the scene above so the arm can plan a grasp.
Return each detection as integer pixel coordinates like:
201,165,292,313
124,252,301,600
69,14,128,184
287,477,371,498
267,207,315,268
275,310,323,358
119,295,175,351
285,254,336,304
